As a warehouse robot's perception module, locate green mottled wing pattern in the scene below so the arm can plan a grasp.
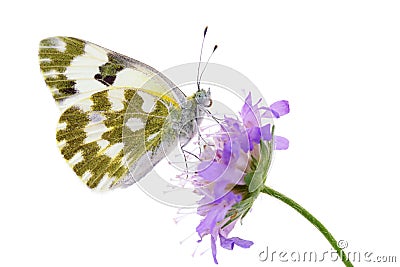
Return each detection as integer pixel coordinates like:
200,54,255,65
56,88,174,190
39,37,184,190
39,37,186,112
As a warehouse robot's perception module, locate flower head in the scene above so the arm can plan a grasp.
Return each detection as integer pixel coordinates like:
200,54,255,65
188,93,290,263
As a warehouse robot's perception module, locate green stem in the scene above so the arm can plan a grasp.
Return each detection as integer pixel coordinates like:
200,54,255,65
260,185,354,267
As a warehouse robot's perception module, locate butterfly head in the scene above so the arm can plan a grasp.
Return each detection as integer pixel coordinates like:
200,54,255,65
194,88,212,108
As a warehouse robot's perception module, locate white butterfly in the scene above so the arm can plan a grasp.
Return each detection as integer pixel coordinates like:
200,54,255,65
39,35,212,190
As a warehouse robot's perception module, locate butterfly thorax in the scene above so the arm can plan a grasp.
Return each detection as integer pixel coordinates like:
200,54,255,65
173,88,211,147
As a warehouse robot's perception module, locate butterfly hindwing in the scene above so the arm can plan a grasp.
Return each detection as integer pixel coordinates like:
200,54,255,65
56,88,178,190
39,37,185,190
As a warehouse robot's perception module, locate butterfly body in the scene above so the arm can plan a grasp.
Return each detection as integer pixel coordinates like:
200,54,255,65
120,92,210,187
39,37,211,190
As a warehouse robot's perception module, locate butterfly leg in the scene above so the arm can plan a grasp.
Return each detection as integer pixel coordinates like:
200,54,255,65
195,107,217,152
179,144,190,179
178,126,193,179
195,109,217,149
195,116,203,155
202,106,224,123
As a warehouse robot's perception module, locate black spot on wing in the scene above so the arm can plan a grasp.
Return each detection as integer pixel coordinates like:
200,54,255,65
94,74,117,86
103,75,117,85
94,73,109,86
46,75,78,101
61,86,78,95
94,54,125,86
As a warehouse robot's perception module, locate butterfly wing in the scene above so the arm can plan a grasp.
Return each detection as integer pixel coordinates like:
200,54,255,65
56,88,178,190
39,36,186,112
39,37,184,190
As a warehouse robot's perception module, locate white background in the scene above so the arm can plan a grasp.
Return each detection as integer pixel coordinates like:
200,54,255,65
1,1,399,266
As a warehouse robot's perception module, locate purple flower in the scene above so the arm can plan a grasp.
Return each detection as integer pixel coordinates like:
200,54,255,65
188,92,290,263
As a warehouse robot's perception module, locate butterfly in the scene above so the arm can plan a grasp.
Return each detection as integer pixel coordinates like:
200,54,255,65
38,34,214,191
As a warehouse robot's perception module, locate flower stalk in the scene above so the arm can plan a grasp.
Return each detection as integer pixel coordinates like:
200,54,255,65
261,186,354,267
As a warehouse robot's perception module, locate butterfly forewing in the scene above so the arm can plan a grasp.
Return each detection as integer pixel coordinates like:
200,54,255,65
39,37,186,112
39,37,185,190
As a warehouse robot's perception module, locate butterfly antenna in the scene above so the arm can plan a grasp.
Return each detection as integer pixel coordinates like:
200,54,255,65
197,26,208,91
199,44,218,84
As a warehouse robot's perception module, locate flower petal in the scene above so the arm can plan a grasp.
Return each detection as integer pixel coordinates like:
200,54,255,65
196,207,219,238
211,236,218,264
197,161,227,182
242,92,252,110
238,133,250,152
240,93,262,128
222,140,240,165
270,100,290,118
219,234,254,250
247,127,261,147
274,135,289,150
260,124,272,141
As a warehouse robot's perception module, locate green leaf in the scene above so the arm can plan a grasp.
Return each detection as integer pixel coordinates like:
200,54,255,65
240,207,252,224
244,172,254,187
223,196,255,228
250,155,258,171
248,140,269,192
